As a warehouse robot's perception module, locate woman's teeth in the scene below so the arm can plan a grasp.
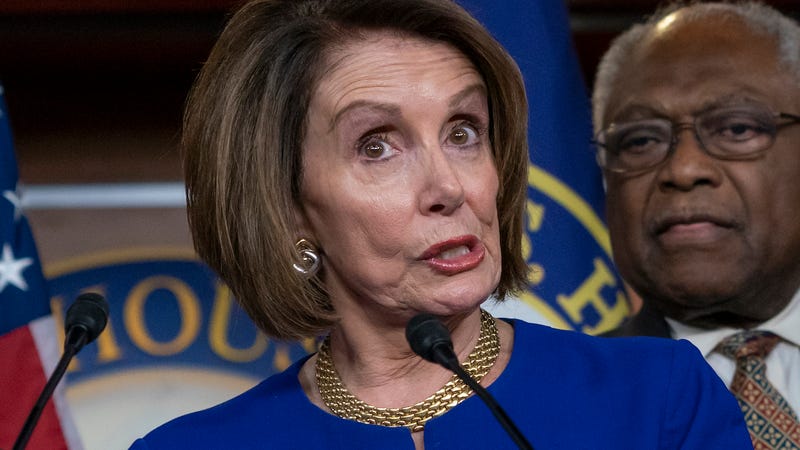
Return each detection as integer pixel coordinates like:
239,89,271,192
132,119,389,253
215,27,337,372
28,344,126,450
438,245,469,260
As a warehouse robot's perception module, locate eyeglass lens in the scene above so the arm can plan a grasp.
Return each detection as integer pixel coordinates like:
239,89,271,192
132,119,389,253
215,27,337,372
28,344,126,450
598,104,780,172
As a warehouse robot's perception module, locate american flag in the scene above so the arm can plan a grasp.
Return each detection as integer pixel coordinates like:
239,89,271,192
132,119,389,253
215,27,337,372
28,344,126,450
0,85,82,450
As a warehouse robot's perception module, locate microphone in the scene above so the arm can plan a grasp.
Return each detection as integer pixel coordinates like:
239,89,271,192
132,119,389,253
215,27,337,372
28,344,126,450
13,293,109,450
406,314,534,450
64,292,109,354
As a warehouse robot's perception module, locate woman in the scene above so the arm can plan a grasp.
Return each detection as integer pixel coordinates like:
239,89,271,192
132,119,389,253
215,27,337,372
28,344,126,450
131,0,750,448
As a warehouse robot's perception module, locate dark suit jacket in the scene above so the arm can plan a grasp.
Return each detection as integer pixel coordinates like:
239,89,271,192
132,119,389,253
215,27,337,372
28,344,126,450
603,304,672,338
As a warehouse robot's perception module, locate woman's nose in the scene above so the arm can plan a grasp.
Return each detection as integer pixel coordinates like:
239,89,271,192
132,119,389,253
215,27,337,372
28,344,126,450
418,146,465,215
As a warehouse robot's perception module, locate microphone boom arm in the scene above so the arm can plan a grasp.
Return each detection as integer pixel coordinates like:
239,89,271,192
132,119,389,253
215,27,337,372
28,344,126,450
12,343,81,450
408,314,534,450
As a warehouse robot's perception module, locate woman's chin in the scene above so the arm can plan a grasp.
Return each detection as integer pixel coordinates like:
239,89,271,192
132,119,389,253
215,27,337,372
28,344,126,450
422,282,497,314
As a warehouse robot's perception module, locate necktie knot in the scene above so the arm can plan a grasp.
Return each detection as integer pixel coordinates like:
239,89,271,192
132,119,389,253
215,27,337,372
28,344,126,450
716,330,780,360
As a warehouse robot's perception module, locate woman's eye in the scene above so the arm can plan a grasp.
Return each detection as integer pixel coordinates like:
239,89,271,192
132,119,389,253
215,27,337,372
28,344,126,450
447,124,480,146
360,137,394,160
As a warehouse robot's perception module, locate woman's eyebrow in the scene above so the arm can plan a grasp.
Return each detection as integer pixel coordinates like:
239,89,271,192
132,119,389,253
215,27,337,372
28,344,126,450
448,83,487,109
330,101,401,132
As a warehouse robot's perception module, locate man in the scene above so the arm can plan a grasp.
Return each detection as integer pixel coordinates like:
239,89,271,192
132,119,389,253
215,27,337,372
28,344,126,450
593,2,800,448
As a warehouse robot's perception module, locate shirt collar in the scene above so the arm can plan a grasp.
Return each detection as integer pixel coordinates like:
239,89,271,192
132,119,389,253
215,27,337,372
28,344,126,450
666,286,800,357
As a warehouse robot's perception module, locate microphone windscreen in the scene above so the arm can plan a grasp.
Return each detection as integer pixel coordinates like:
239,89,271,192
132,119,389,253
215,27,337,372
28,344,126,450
65,292,109,344
405,313,453,363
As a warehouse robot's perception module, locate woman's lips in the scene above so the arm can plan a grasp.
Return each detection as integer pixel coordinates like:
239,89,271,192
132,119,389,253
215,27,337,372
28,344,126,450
419,235,485,275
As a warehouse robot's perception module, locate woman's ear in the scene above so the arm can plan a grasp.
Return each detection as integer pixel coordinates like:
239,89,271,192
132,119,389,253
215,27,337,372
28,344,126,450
291,202,315,242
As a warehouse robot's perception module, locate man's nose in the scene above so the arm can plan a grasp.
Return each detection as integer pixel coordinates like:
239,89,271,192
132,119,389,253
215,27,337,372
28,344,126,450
655,127,723,191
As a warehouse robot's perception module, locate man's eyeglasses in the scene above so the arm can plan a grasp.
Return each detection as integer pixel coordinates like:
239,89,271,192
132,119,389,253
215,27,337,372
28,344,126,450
594,104,800,174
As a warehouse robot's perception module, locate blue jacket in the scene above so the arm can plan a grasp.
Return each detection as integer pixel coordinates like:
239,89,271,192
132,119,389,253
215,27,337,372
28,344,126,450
131,320,750,449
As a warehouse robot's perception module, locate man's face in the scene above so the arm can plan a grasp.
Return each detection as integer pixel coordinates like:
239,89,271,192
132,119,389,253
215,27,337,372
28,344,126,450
601,13,800,328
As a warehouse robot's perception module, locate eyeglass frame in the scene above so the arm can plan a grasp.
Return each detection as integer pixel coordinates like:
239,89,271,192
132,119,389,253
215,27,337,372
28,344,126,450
593,106,800,174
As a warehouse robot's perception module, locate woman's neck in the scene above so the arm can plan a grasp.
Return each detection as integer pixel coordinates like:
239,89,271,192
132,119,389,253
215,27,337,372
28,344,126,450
326,308,483,408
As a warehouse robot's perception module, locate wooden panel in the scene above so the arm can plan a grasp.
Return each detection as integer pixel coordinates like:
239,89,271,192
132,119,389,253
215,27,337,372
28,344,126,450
27,208,193,268
0,0,240,14
3,1,799,184
567,0,800,91
0,12,224,183
568,0,800,13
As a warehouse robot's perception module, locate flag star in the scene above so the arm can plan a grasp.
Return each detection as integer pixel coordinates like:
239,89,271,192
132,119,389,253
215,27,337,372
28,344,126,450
0,243,33,293
3,190,22,222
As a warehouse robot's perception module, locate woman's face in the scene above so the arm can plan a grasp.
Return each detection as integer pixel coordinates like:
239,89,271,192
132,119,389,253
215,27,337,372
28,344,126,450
298,34,501,319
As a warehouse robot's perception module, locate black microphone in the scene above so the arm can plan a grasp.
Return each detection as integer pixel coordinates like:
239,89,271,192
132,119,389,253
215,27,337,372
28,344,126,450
64,292,109,354
13,293,109,450
406,314,534,450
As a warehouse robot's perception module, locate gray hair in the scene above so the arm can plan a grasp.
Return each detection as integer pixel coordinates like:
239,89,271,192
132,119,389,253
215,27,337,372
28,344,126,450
592,1,800,132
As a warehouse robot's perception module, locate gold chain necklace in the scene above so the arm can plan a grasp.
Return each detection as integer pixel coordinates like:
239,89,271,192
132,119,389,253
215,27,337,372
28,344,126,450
315,309,499,432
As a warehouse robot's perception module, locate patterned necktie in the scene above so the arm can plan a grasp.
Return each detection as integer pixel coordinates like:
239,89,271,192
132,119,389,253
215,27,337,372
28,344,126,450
716,330,800,449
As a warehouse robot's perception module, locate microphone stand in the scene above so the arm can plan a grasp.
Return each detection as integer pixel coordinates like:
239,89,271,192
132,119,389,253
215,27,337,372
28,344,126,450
12,332,87,450
430,345,534,450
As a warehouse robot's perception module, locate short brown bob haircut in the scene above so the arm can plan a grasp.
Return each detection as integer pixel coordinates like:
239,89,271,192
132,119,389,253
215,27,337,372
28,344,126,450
183,0,529,340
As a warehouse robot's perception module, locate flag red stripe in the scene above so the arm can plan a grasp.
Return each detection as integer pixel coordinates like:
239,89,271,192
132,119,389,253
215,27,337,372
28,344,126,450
0,324,68,450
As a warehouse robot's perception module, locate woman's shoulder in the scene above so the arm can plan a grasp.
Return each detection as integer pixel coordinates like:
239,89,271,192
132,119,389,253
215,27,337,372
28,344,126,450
508,319,705,374
490,321,750,448
511,318,685,348
505,319,748,435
